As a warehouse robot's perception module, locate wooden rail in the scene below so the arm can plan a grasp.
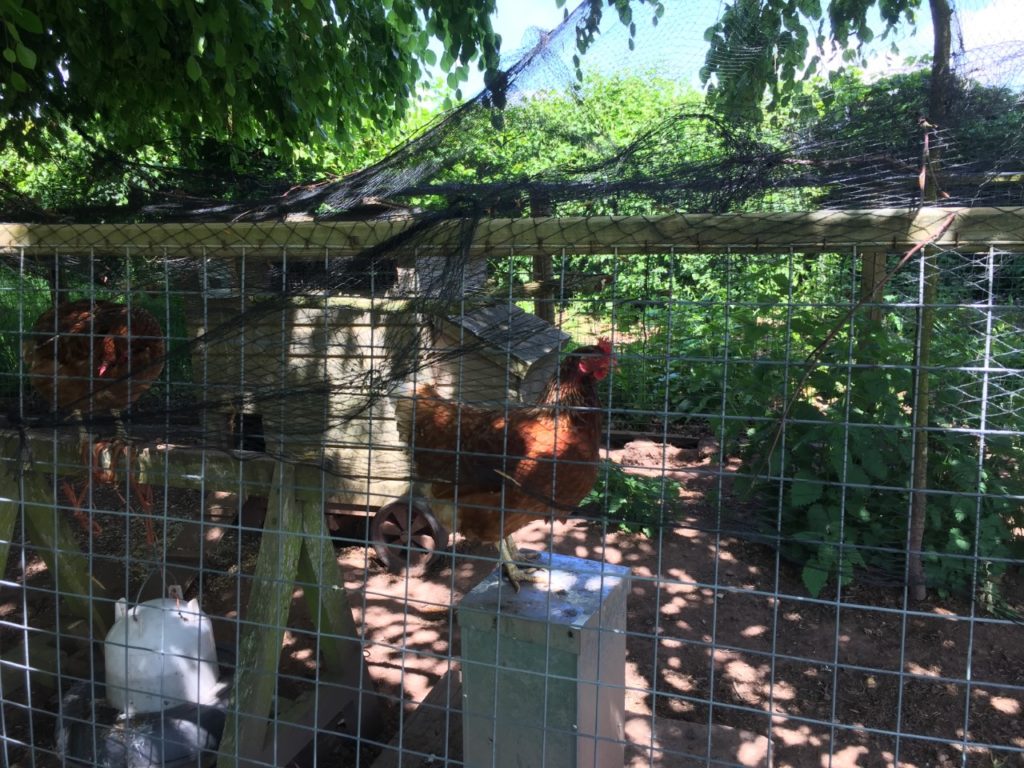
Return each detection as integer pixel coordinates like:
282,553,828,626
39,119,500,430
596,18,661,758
3,207,1024,257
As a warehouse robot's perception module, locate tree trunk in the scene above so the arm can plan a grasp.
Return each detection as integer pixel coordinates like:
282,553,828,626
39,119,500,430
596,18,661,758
908,0,953,602
529,188,555,325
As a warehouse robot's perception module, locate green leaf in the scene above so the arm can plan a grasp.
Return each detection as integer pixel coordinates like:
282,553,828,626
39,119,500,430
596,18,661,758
844,461,869,487
807,504,829,532
15,42,36,69
2,48,15,64
802,563,828,597
14,8,43,35
186,55,201,81
790,473,824,507
10,71,27,91
817,542,836,567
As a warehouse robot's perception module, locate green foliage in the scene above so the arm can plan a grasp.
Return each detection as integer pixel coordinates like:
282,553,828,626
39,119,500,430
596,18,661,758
601,241,1022,603
0,93,442,214
805,67,1024,173
733,314,1023,601
609,251,851,431
0,0,504,156
0,1,665,163
701,0,922,121
440,74,700,207
0,271,51,398
584,460,682,536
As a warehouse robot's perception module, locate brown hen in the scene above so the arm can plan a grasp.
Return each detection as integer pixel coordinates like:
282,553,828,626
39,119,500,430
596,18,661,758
23,299,165,542
395,339,613,588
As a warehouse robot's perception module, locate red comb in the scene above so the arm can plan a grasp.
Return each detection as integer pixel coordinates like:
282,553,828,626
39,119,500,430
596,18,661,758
597,337,613,355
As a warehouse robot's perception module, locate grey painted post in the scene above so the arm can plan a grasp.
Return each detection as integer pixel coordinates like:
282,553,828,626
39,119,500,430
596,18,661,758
459,552,631,768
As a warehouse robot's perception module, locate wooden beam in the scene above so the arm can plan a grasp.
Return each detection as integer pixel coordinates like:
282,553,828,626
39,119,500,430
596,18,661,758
0,429,409,506
214,463,382,768
371,667,462,768
217,461,306,768
1,433,379,768
3,207,1024,257
20,472,111,633
0,455,111,633
0,457,19,582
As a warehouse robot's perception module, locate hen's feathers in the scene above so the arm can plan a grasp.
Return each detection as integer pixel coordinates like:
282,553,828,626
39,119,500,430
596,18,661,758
23,299,165,417
396,383,528,491
395,342,610,543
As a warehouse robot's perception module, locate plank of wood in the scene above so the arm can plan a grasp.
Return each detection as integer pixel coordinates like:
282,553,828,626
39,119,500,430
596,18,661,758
0,457,20,581
0,430,410,506
18,471,110,634
296,500,363,671
371,667,463,768
216,464,381,768
264,669,383,768
4,207,1024,257
294,496,384,736
217,461,306,768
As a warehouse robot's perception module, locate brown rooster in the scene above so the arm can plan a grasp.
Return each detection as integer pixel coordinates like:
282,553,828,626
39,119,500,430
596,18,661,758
395,338,614,589
23,299,165,542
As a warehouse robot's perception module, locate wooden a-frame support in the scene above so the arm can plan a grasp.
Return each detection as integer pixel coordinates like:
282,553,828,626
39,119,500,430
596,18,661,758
0,431,382,767
216,461,382,768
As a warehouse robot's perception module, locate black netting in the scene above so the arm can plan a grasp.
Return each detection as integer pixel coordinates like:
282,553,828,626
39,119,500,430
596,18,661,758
2,2,1023,767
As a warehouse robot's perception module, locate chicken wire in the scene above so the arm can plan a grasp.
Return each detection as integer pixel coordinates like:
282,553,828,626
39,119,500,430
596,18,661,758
0,212,1022,768
2,1,1024,766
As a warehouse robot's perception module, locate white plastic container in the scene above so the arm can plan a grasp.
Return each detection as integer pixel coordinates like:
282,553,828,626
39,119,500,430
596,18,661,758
104,593,220,715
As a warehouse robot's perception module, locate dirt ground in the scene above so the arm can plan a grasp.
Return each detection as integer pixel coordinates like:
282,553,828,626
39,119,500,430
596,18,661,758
2,441,1022,767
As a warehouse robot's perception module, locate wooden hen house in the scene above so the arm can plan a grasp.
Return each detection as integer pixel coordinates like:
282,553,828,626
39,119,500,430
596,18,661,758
184,249,568,517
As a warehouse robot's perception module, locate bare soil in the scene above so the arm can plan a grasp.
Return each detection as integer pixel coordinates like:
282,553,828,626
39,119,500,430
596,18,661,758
2,442,1022,767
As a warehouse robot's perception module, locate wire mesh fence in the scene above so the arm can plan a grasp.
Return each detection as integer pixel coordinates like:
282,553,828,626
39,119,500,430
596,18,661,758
0,208,1021,767
3,1,1024,765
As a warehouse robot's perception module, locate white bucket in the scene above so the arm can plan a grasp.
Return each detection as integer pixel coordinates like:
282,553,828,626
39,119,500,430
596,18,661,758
104,595,220,715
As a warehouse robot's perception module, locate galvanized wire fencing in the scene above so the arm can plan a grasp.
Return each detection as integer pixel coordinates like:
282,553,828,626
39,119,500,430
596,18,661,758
0,208,1021,767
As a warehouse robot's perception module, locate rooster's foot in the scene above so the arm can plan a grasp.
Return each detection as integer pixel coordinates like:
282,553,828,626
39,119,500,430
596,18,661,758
499,536,547,593
501,561,550,592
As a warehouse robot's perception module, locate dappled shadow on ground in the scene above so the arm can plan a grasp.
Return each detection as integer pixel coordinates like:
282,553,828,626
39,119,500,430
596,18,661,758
327,454,1024,768
2,455,1022,767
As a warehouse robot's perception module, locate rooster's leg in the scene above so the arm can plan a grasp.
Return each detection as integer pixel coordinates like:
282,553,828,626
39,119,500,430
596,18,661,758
498,535,545,593
70,408,90,463
128,471,157,547
10,420,33,478
62,479,101,537
111,408,128,442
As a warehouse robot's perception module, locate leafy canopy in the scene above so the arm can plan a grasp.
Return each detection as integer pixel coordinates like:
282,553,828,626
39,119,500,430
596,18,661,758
1,0,505,153
0,0,663,157
701,0,923,121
